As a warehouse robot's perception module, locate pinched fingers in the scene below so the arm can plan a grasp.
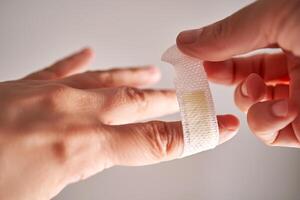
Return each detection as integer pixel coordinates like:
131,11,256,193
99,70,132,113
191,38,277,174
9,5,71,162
247,99,298,145
234,73,267,112
234,73,290,112
232,73,300,147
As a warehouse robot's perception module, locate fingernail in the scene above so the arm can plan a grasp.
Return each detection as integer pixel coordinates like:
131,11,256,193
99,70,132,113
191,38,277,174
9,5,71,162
241,82,248,96
177,29,200,45
272,100,289,117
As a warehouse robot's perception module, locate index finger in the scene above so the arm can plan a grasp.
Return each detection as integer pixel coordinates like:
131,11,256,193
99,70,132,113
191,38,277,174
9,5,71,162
204,53,289,85
176,0,300,61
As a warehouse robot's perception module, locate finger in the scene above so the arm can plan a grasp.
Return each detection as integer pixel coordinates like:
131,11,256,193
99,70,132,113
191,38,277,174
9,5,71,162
234,73,267,112
94,87,178,125
203,53,289,85
23,48,94,80
60,66,161,89
51,114,239,183
106,115,239,166
234,73,290,112
247,99,298,145
176,0,300,60
217,114,240,145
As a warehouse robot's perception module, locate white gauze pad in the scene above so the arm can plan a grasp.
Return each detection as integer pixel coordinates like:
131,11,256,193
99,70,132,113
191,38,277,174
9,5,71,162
161,45,219,157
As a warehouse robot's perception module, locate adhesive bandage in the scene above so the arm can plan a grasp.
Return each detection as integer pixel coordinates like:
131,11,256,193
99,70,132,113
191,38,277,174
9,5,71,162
161,45,219,157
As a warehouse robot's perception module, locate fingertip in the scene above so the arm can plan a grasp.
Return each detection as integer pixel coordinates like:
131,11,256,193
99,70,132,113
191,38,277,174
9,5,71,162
217,114,240,144
176,30,198,45
246,73,266,100
176,29,202,59
228,115,240,131
80,47,95,58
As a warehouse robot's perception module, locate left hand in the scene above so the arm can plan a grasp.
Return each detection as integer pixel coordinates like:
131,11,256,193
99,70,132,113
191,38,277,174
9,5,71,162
0,48,239,200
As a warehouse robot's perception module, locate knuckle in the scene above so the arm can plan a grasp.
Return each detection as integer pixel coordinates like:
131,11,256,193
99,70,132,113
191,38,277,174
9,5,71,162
213,22,226,38
98,88,149,123
209,20,231,50
45,83,71,97
50,125,82,165
99,72,115,86
144,121,172,161
51,138,68,164
43,83,73,108
118,86,147,107
51,124,111,169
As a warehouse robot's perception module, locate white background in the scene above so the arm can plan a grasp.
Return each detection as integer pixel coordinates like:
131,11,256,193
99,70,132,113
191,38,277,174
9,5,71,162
0,0,299,199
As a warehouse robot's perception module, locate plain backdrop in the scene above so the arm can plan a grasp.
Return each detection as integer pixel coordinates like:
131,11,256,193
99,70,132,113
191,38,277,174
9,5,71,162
0,0,299,200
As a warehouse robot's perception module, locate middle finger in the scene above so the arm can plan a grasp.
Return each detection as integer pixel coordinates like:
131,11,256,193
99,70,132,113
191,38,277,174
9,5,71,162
88,86,179,125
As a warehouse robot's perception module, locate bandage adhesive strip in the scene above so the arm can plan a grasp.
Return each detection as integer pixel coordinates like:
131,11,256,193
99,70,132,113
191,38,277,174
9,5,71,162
161,45,219,157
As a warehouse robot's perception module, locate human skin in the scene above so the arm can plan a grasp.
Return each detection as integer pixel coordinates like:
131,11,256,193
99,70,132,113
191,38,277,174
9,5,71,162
0,48,239,200
177,0,300,148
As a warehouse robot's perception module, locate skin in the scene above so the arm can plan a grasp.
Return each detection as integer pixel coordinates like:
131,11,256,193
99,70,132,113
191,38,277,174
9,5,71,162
177,0,300,147
0,48,239,200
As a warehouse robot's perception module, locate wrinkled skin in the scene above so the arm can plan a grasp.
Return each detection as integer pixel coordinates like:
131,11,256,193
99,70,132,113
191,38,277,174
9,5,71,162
0,48,238,200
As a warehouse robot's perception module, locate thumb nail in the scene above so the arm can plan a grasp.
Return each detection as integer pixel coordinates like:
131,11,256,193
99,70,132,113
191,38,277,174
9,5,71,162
177,29,201,45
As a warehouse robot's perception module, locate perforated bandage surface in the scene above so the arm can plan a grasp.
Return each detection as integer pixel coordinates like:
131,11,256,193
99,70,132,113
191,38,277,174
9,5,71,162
161,45,219,157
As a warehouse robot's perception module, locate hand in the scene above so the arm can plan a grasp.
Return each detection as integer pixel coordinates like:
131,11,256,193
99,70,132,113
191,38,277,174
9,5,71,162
0,48,239,200
177,0,300,147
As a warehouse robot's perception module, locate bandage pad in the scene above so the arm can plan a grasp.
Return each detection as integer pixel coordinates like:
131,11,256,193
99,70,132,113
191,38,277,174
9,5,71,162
161,45,219,157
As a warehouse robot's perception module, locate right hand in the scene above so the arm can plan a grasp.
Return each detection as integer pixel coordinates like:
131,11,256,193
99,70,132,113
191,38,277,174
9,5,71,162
177,0,300,148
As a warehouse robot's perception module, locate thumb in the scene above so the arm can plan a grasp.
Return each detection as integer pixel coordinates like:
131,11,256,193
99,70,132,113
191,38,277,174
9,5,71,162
105,115,239,167
176,0,299,61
